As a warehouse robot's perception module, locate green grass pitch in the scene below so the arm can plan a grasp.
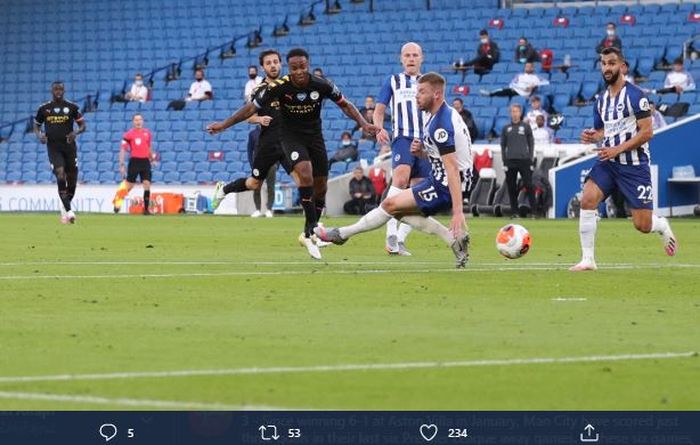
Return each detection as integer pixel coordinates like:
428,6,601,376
0,213,698,410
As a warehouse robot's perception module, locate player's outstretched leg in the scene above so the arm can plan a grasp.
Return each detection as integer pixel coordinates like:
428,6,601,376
315,206,393,245
211,178,259,211
401,215,469,268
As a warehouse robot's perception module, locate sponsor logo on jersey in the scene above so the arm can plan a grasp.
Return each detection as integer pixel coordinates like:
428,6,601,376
135,138,142,145
434,128,448,143
296,92,307,101
63,107,69,114
310,91,319,101
53,108,60,113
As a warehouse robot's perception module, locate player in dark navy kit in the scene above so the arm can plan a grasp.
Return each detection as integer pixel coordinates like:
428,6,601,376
315,73,473,268
34,81,86,224
210,49,293,213
207,48,379,260
572,47,677,271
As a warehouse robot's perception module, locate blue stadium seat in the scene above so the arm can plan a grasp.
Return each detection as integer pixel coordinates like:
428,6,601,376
196,172,213,183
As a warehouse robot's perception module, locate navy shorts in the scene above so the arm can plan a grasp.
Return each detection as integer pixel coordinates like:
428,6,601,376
391,137,431,179
586,160,653,210
411,176,453,216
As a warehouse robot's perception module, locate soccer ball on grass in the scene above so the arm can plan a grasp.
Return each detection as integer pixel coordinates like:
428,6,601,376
496,224,531,259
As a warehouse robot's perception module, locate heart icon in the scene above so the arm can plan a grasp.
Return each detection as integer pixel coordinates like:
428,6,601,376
419,424,438,442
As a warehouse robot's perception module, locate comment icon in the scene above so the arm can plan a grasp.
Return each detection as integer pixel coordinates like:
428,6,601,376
99,423,118,442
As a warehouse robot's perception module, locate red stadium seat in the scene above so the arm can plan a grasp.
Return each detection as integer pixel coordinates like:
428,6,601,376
620,14,636,26
553,16,569,28
689,12,700,23
488,18,504,29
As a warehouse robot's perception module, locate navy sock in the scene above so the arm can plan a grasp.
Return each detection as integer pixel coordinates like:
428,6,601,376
299,186,316,237
223,178,248,194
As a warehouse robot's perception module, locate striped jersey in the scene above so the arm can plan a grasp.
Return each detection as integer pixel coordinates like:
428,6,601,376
422,102,473,189
377,72,426,140
594,81,652,165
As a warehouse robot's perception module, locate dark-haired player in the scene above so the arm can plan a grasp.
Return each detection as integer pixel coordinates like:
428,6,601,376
34,81,86,224
210,49,293,215
207,47,379,259
572,47,676,271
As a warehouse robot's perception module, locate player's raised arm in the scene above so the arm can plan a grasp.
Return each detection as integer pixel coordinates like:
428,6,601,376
207,102,258,135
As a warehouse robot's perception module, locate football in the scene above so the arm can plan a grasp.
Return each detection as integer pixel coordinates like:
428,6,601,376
496,224,532,259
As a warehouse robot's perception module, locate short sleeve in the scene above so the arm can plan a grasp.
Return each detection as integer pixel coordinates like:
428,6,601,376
377,76,393,106
629,88,651,120
593,101,604,130
72,104,84,122
321,78,344,104
431,119,456,155
34,106,45,125
252,83,274,109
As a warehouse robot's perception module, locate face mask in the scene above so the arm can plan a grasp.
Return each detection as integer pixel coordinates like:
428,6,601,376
249,73,257,79
135,80,143,86
480,38,488,44
342,140,352,146
607,29,615,37
519,45,526,51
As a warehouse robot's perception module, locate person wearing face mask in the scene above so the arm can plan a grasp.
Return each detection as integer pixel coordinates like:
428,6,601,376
595,22,622,54
244,65,263,103
514,37,540,64
186,68,213,102
125,73,149,102
464,29,500,75
329,131,359,169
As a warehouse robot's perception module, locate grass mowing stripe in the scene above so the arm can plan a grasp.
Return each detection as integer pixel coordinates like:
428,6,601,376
0,352,694,384
0,391,286,410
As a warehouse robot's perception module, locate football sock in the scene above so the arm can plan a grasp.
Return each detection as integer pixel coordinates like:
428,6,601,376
253,188,262,211
266,177,275,211
66,168,78,202
56,173,71,212
385,186,403,240
650,214,669,235
299,186,316,238
402,216,454,245
579,209,597,262
223,178,248,194
143,190,150,209
315,198,325,224
339,206,392,240
397,222,413,243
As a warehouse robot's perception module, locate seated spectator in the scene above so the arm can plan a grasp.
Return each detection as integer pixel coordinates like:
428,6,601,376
329,131,358,168
353,96,387,141
452,98,479,141
525,95,549,130
532,115,553,149
186,68,213,102
653,58,696,95
622,60,635,85
480,62,549,98
596,22,622,54
515,37,540,64
125,73,149,102
650,101,667,130
464,29,500,75
244,65,262,102
343,167,376,215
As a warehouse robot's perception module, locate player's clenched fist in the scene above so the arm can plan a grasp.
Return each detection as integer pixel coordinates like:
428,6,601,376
206,122,225,135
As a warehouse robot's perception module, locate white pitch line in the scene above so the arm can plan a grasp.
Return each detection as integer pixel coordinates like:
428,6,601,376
552,298,588,302
0,391,285,410
0,263,697,281
0,352,693,384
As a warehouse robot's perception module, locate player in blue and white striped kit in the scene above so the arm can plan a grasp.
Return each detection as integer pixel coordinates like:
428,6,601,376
315,73,472,268
572,47,677,272
374,42,432,256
